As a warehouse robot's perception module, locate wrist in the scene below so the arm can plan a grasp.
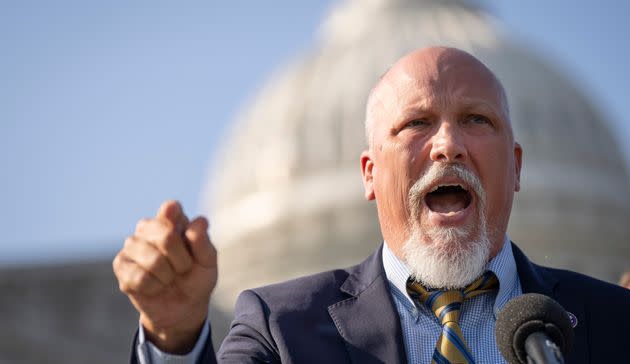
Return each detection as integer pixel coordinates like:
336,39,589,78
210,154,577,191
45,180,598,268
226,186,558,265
140,309,207,354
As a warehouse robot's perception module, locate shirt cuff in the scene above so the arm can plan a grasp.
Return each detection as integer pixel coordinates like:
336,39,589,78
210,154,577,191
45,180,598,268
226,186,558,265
136,320,210,364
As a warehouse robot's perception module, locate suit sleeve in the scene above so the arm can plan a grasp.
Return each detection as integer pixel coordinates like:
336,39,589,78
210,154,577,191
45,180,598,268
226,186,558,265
216,289,281,363
129,289,279,364
129,322,218,364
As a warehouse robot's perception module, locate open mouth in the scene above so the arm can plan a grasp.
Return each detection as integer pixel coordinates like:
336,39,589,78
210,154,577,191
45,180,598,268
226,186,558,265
424,184,472,214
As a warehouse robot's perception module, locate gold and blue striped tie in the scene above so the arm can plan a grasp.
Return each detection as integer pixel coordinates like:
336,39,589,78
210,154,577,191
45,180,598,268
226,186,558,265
406,272,498,364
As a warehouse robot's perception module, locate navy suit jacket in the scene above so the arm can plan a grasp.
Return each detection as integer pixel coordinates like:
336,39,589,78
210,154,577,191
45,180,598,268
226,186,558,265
132,243,630,363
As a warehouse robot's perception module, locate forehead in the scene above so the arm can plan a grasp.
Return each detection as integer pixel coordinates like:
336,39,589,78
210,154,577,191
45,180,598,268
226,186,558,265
373,51,507,121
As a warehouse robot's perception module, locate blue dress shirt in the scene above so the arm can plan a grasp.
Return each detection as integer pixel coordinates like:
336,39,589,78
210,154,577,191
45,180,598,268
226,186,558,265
382,236,522,363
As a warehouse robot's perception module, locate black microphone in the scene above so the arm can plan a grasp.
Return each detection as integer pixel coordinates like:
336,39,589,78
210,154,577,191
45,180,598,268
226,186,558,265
495,293,574,364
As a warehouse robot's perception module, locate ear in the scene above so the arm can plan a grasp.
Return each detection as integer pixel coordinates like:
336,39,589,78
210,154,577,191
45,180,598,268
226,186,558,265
513,142,523,192
360,149,376,200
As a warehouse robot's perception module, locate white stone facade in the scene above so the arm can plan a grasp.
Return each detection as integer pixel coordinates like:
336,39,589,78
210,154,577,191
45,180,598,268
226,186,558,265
204,0,630,316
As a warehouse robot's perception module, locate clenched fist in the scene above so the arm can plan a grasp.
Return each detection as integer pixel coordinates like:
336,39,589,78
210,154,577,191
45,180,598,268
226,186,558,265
113,200,217,354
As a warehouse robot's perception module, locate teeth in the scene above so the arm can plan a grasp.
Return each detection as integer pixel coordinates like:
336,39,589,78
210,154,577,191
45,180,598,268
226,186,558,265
428,183,467,192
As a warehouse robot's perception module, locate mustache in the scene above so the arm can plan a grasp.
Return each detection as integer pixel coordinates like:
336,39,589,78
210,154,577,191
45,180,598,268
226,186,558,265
408,164,485,210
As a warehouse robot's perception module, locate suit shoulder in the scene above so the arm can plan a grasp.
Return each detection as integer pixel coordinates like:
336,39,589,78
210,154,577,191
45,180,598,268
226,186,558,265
235,247,384,317
540,265,630,303
244,264,359,311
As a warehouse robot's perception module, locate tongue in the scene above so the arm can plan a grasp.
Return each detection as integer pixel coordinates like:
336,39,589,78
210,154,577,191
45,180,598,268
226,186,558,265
425,191,468,213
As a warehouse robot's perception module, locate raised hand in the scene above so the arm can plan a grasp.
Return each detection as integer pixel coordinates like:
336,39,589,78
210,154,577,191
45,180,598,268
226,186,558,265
113,200,217,353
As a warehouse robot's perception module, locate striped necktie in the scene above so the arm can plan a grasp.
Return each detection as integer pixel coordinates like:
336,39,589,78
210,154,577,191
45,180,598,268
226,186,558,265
406,271,499,364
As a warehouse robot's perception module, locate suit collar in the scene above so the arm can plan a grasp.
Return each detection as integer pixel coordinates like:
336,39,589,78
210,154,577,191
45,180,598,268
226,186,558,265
338,245,383,296
511,242,557,296
328,242,588,364
328,244,407,364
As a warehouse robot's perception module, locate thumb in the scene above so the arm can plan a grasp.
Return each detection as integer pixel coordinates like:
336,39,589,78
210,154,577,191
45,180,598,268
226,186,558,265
185,216,216,268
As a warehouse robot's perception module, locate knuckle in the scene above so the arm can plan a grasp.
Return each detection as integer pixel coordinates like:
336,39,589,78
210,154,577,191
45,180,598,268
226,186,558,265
132,270,151,291
112,254,121,272
123,236,135,249
118,281,131,294
159,230,180,252
146,252,164,272
135,217,151,233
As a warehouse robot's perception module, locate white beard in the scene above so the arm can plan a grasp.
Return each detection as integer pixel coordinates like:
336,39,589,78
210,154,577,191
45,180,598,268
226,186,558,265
402,164,492,289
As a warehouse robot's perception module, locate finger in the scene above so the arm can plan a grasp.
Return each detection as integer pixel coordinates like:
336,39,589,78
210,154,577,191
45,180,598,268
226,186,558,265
135,219,193,274
185,216,216,268
156,200,189,234
123,236,176,286
113,253,165,296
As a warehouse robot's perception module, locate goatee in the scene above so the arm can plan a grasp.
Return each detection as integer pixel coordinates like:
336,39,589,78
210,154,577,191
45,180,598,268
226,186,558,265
403,164,491,289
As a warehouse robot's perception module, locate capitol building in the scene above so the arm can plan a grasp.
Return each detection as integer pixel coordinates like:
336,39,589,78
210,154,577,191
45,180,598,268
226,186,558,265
1,0,628,362
204,0,630,340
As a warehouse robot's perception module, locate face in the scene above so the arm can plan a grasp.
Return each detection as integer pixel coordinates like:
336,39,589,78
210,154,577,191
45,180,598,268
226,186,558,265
361,48,522,282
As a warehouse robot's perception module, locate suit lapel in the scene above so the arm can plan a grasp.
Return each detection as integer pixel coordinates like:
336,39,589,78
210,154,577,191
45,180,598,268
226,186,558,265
512,243,589,364
328,246,407,364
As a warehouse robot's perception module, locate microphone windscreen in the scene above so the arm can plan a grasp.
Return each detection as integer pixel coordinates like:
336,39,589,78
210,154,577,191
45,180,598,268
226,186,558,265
495,293,574,364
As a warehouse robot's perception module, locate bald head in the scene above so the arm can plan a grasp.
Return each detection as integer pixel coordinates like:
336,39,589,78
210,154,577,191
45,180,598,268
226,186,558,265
359,45,522,269
365,47,511,148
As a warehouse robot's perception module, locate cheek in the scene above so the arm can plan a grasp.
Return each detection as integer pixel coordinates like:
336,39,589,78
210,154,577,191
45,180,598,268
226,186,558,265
374,145,416,208
477,147,515,209
376,158,406,196
402,138,430,180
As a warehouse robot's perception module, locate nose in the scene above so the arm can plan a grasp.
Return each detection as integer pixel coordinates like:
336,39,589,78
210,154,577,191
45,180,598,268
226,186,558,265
429,122,467,163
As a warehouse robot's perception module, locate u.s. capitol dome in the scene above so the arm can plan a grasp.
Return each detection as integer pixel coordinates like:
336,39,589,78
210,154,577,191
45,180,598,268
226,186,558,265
202,0,630,315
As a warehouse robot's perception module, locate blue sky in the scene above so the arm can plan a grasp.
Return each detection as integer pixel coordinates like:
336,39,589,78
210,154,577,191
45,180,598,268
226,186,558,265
1,1,628,265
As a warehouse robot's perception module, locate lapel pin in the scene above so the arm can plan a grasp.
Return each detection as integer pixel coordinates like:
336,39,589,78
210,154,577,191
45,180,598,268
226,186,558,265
567,311,578,328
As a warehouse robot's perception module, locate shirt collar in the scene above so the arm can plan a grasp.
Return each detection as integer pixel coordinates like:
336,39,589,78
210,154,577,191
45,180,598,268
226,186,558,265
486,236,521,316
382,236,520,316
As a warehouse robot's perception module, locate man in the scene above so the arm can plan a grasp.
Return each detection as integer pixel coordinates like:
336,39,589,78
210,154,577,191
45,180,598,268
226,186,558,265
113,47,630,363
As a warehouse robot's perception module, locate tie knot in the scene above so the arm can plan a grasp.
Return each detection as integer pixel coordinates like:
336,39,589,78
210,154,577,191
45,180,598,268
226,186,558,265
406,271,499,324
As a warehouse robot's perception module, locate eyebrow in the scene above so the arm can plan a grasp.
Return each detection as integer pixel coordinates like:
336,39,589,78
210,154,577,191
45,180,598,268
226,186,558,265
400,96,505,118
460,98,503,113
461,99,510,123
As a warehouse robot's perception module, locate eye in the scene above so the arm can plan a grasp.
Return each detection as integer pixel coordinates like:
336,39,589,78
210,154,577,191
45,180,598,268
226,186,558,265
405,118,430,128
465,114,491,126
